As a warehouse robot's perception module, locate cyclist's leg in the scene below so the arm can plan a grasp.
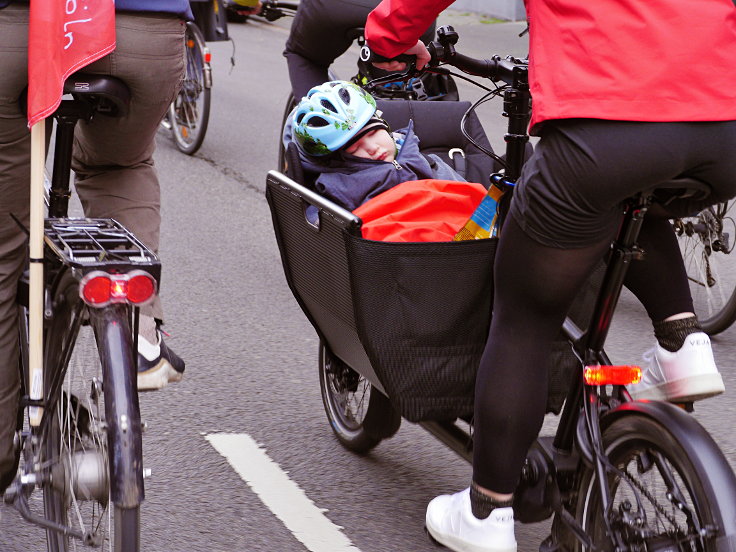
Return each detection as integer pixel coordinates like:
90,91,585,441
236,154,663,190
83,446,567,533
624,214,694,321
0,4,30,493
71,12,185,324
474,119,736,492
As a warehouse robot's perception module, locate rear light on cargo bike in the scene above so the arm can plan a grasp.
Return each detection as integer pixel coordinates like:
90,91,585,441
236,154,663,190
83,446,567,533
584,365,642,386
80,270,157,308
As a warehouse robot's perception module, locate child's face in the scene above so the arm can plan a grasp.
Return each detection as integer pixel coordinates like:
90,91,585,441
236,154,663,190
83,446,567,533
344,129,396,162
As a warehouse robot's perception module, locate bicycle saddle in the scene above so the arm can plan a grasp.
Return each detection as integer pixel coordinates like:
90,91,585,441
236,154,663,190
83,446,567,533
650,176,711,204
63,73,131,117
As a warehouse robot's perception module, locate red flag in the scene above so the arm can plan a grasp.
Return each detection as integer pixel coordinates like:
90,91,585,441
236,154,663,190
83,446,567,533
27,0,116,127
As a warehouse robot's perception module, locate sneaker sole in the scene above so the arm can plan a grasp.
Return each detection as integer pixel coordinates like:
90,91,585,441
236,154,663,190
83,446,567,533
425,523,517,552
137,360,183,391
630,373,725,403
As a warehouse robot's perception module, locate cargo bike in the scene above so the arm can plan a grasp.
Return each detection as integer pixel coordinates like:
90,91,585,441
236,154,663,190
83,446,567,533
267,26,736,551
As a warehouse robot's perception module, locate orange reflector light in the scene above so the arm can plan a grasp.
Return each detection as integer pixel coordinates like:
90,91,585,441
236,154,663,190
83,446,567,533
584,365,642,386
80,271,157,308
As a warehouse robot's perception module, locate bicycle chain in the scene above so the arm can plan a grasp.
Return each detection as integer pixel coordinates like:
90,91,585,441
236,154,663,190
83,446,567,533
621,466,682,530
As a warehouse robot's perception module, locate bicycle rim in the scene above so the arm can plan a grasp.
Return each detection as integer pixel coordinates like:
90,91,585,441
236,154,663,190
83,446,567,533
277,93,296,173
41,284,140,552
169,23,211,155
319,343,382,453
577,415,721,551
675,201,736,335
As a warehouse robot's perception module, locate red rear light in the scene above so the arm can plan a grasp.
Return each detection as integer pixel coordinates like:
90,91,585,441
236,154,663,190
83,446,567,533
204,51,212,64
82,274,112,305
584,365,642,386
80,271,157,308
127,273,156,304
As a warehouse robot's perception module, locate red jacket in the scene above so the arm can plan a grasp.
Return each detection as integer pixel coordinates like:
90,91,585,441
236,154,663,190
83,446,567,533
366,0,736,130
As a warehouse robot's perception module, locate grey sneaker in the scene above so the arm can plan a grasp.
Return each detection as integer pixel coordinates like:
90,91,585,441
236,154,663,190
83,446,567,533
628,332,724,403
137,332,185,391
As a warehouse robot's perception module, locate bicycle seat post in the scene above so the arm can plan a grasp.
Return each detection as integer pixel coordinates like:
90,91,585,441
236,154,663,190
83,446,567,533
49,101,91,218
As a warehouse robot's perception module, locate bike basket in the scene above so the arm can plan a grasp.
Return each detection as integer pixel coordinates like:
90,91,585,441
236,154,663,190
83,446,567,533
345,235,495,422
267,171,592,423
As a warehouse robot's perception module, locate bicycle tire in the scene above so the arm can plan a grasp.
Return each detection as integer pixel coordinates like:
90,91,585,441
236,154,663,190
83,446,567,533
675,200,736,335
40,277,141,552
319,342,401,453
168,22,211,155
277,93,296,173
575,413,735,551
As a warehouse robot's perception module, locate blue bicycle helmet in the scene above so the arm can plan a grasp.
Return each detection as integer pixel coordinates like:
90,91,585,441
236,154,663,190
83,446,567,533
292,81,377,156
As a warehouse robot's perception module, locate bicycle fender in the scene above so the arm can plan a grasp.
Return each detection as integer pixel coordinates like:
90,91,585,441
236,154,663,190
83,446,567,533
601,400,736,547
88,305,145,509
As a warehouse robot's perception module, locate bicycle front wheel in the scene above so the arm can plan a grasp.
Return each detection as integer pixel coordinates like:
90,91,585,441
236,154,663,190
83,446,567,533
40,280,141,552
675,201,736,335
277,93,296,174
319,343,401,453
168,22,211,155
575,413,734,551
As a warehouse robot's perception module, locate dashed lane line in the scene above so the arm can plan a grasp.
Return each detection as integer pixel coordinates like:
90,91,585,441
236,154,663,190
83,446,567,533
206,433,362,552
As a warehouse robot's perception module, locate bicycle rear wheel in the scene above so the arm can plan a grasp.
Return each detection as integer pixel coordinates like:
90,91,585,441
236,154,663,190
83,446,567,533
168,22,211,155
576,414,735,551
675,201,736,335
319,343,401,453
40,279,141,552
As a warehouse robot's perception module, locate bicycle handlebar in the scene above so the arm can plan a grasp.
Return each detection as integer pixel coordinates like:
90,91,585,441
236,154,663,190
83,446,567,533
259,0,298,21
427,26,528,87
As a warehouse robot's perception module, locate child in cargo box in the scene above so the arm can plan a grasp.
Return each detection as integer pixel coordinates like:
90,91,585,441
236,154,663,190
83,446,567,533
286,80,488,242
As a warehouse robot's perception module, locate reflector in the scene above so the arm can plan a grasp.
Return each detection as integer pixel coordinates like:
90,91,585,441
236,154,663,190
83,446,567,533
81,274,112,305
127,273,156,304
584,365,642,386
79,270,156,307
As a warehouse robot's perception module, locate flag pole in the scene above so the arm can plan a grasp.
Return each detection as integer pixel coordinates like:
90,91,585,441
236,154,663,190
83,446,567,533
28,118,46,427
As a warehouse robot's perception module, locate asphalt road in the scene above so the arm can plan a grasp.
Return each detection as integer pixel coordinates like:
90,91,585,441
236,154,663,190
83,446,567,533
3,9,736,552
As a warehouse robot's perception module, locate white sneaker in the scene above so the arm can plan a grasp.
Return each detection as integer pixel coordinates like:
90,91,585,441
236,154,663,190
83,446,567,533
628,332,724,403
425,488,517,552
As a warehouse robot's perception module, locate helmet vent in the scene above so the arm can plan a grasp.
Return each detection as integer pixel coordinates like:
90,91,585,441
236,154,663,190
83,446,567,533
338,87,351,104
320,99,338,113
308,116,329,127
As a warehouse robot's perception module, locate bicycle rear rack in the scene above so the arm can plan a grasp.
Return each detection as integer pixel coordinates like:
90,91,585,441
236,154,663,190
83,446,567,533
44,218,161,282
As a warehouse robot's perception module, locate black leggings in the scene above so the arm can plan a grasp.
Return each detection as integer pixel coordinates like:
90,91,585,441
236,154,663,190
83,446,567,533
473,119,736,493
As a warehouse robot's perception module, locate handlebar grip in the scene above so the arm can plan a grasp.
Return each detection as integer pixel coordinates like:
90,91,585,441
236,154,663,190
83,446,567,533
359,44,415,66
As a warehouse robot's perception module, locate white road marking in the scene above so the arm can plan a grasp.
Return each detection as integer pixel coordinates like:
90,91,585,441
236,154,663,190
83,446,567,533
206,433,362,552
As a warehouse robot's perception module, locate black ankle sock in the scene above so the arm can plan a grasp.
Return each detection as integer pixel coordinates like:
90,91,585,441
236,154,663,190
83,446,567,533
653,316,702,352
469,482,514,520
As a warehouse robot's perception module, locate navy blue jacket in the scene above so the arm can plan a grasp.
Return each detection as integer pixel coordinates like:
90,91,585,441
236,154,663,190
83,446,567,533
299,121,465,211
1,1,192,19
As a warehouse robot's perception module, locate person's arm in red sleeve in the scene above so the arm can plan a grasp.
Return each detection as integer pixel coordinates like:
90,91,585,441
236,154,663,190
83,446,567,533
365,0,454,69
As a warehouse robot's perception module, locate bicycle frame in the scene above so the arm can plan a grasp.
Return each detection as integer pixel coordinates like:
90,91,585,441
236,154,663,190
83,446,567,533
7,74,159,547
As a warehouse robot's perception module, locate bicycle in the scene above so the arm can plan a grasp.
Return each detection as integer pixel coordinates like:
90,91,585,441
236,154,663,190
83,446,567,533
160,20,212,155
674,203,736,335
267,25,736,550
4,73,160,552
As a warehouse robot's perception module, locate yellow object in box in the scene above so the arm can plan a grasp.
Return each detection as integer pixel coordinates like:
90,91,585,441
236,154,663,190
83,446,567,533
230,0,260,6
453,183,505,241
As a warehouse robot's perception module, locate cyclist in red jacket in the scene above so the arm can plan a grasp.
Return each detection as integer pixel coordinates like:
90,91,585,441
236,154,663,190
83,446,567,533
366,1,736,550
